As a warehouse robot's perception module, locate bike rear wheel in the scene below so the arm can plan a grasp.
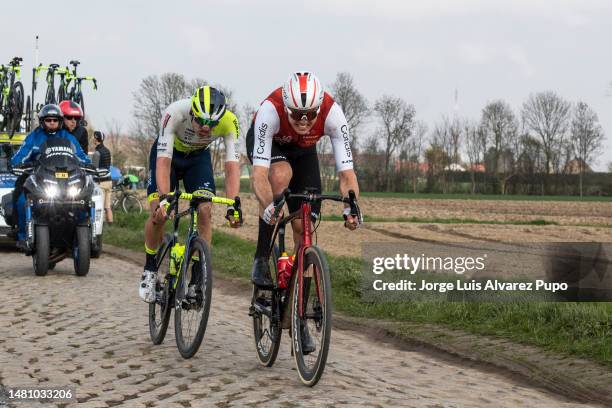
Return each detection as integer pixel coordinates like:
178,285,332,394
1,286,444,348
45,83,56,105
252,245,282,366
7,82,24,136
291,246,332,386
149,234,173,345
24,95,32,132
75,92,85,117
57,85,66,103
122,194,143,214
175,237,212,359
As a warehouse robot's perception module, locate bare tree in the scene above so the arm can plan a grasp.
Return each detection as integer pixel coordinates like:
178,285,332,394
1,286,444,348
481,100,519,194
103,119,128,169
374,95,415,191
133,73,192,141
404,120,427,193
521,91,571,175
571,101,605,197
329,72,368,153
608,161,612,173
464,121,485,194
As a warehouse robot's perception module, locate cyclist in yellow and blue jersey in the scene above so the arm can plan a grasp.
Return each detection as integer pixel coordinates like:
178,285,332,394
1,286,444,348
140,86,242,303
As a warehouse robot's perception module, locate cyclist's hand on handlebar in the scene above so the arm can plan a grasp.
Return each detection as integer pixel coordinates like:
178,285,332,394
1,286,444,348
263,201,283,225
343,207,360,230
153,194,173,222
225,205,243,228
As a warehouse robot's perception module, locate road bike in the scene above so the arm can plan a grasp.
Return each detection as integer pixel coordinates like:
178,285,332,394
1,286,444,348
111,183,143,214
148,190,242,358
249,188,362,386
33,63,63,106
65,60,97,117
0,57,25,136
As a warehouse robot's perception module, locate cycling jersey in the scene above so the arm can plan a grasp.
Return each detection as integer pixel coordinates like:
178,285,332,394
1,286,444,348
156,98,239,162
250,88,353,172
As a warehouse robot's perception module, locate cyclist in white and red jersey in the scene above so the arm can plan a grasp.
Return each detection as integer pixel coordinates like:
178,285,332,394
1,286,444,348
247,71,361,290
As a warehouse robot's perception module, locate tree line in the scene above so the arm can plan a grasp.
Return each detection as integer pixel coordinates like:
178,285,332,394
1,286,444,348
104,72,609,196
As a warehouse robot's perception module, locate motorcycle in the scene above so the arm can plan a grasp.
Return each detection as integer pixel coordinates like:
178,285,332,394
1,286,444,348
11,138,108,276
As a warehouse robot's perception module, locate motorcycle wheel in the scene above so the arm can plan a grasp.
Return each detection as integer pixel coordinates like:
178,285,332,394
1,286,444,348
33,225,50,276
74,226,91,276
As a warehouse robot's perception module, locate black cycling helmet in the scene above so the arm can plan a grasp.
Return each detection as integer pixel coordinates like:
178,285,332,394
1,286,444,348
38,104,63,132
38,104,63,120
93,130,105,142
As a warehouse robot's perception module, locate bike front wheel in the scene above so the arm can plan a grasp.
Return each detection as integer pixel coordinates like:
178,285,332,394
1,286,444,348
7,82,24,136
149,234,173,345
291,246,332,386
175,237,212,359
122,194,143,214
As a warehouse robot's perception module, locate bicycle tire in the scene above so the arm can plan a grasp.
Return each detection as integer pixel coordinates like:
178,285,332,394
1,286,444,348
252,245,282,367
24,95,31,132
149,234,174,345
175,237,212,359
75,92,85,116
7,82,24,136
57,84,66,103
292,246,332,386
122,194,143,214
45,83,56,105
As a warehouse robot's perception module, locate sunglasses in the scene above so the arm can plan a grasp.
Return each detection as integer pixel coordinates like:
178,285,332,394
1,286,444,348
44,118,59,123
287,107,319,122
193,116,219,128
64,116,79,121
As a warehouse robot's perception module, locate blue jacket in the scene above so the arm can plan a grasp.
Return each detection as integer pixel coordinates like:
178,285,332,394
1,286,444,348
11,127,91,166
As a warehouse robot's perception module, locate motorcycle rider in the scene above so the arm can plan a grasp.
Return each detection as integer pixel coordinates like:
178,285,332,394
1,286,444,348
11,104,90,251
59,100,89,153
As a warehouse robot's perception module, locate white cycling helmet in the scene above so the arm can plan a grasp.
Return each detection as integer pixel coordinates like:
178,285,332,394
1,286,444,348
282,71,323,111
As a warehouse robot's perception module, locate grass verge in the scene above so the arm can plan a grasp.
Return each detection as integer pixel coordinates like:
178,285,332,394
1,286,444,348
105,212,612,367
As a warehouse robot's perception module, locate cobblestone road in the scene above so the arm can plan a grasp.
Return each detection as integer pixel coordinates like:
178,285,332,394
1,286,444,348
0,250,596,407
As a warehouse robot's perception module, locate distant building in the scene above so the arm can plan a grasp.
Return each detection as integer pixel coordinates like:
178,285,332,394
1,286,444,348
564,158,593,174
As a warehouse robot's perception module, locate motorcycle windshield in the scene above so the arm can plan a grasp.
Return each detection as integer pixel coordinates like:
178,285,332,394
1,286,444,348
38,138,80,173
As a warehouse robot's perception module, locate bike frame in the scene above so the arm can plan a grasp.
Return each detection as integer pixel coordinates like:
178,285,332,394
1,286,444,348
270,201,320,321
1,64,20,99
161,192,236,291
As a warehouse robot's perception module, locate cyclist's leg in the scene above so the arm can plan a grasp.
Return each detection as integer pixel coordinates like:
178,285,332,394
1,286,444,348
141,142,178,301
287,146,321,250
247,123,291,287
182,148,215,246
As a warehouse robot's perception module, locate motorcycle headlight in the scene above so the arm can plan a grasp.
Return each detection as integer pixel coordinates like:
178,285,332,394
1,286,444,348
68,186,81,198
45,185,59,199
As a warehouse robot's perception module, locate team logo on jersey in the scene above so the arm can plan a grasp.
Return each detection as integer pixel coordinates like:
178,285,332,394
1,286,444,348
276,135,293,144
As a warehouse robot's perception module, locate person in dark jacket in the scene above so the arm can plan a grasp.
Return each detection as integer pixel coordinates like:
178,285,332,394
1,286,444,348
92,131,113,223
11,104,90,250
59,100,89,153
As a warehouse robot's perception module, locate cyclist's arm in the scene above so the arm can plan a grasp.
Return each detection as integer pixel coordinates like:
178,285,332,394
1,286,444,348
155,111,176,197
251,101,280,209
221,113,241,199
325,103,359,199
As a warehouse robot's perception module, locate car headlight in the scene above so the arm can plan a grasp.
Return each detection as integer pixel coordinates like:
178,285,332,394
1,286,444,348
45,185,59,198
68,186,81,198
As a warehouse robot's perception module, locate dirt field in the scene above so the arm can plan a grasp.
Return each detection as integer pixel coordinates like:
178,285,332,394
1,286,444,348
210,193,612,258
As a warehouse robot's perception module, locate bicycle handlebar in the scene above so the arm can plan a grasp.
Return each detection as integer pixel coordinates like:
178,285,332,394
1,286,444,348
272,188,363,224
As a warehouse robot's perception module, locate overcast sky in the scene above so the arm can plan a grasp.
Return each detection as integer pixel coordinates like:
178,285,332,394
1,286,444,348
3,0,611,169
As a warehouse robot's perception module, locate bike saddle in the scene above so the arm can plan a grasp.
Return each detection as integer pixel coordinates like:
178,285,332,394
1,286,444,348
49,63,60,69
69,60,80,66
11,57,22,64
